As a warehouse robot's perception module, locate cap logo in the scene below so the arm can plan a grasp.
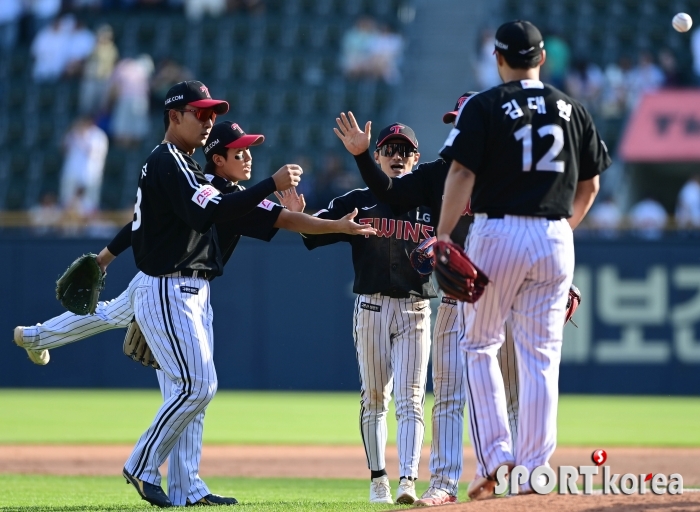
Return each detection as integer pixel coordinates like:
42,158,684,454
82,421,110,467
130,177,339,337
231,123,242,133
519,46,535,55
200,85,210,98
458,96,469,108
204,139,219,153
495,40,508,50
165,95,184,105
390,125,404,134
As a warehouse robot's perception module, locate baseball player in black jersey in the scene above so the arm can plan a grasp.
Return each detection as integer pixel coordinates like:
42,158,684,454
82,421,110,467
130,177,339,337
13,120,374,507
303,123,434,505
437,20,610,496
334,101,521,505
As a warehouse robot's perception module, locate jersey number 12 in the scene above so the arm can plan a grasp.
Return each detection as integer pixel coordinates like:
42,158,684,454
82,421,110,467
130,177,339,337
513,124,564,173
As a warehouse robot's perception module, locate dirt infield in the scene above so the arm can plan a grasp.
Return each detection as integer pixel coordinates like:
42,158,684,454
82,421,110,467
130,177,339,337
1,445,699,510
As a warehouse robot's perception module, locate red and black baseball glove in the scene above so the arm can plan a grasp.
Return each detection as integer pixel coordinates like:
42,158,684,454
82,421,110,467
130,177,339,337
433,241,489,303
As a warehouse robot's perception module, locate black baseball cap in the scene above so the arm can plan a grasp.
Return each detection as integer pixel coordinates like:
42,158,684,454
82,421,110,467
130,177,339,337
203,122,265,160
443,91,478,124
164,80,229,114
494,20,544,65
375,123,418,149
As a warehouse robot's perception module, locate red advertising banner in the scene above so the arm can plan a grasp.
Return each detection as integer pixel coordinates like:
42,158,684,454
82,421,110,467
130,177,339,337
619,90,700,162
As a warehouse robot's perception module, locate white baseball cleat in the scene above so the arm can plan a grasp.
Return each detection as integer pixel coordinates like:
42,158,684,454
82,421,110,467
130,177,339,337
13,326,49,365
369,475,393,504
414,487,457,507
395,477,417,505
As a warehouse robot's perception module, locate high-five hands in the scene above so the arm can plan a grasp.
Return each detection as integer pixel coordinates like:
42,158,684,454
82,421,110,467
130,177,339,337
334,112,372,156
337,208,377,236
272,164,303,190
274,188,306,213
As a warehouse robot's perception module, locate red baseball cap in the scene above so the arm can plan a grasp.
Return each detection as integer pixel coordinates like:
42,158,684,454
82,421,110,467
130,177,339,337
164,80,229,114
443,92,477,124
203,122,265,160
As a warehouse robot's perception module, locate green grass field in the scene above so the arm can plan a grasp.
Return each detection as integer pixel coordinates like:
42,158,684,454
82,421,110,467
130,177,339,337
1,390,699,446
1,390,699,510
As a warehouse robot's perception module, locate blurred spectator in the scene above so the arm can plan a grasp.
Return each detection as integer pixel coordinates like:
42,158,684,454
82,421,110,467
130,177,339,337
341,17,378,80
151,58,193,107
371,24,404,85
109,54,154,148
64,18,96,78
0,0,22,51
60,186,96,237
79,24,119,116
625,52,664,110
340,17,404,84
565,58,604,115
600,56,632,120
587,195,622,238
28,0,62,37
184,0,226,21
675,175,700,229
542,32,570,90
30,192,62,235
628,197,668,240
30,17,71,82
658,49,680,88
475,28,501,90
59,117,109,211
692,27,700,85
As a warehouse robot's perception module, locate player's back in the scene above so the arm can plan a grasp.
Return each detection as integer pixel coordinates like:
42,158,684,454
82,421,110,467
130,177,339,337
459,79,598,218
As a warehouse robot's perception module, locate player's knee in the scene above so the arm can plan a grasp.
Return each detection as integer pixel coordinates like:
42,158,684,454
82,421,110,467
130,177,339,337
187,378,218,404
361,388,389,412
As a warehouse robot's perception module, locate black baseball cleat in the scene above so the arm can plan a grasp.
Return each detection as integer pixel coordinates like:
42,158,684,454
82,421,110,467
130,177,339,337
123,467,172,508
186,494,238,506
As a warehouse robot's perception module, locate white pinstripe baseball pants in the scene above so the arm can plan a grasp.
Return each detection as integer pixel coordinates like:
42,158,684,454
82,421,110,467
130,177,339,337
353,293,431,479
428,297,518,496
19,273,144,350
462,214,573,485
124,274,217,499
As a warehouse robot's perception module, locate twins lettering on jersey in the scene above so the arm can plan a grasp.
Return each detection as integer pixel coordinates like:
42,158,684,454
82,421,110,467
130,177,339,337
191,184,221,208
358,218,434,241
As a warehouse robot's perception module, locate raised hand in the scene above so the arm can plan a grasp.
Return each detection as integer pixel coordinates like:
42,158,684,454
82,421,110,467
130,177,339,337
274,188,306,213
338,208,377,236
333,112,372,156
271,164,303,191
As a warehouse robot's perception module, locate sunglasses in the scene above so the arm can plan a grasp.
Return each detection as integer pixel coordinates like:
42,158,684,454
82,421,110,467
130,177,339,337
174,108,217,123
379,143,416,158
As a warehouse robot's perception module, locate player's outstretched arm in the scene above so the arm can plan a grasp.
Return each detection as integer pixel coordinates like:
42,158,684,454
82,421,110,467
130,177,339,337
568,175,600,230
211,165,302,222
334,111,371,155
437,160,475,242
274,208,377,236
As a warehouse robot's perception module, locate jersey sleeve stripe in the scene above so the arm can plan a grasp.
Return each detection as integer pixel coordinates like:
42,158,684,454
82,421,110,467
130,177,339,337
327,187,368,209
167,143,203,191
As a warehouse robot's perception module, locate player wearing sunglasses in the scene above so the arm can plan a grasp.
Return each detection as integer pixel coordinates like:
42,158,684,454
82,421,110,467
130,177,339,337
303,122,434,505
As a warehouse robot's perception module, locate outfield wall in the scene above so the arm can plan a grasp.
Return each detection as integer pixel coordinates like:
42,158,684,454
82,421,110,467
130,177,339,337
1,232,699,395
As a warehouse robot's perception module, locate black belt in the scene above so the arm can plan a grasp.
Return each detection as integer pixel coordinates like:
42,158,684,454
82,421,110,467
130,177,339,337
165,269,215,281
485,213,563,221
382,291,413,299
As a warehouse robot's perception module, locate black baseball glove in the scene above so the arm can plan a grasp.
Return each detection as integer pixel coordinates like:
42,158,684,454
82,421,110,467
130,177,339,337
434,241,490,303
55,253,106,315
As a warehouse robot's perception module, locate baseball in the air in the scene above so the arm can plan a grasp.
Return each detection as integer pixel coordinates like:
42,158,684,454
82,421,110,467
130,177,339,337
672,13,692,33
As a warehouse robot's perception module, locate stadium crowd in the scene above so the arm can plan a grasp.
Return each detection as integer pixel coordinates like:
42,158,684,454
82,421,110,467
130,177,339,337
1,1,699,237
